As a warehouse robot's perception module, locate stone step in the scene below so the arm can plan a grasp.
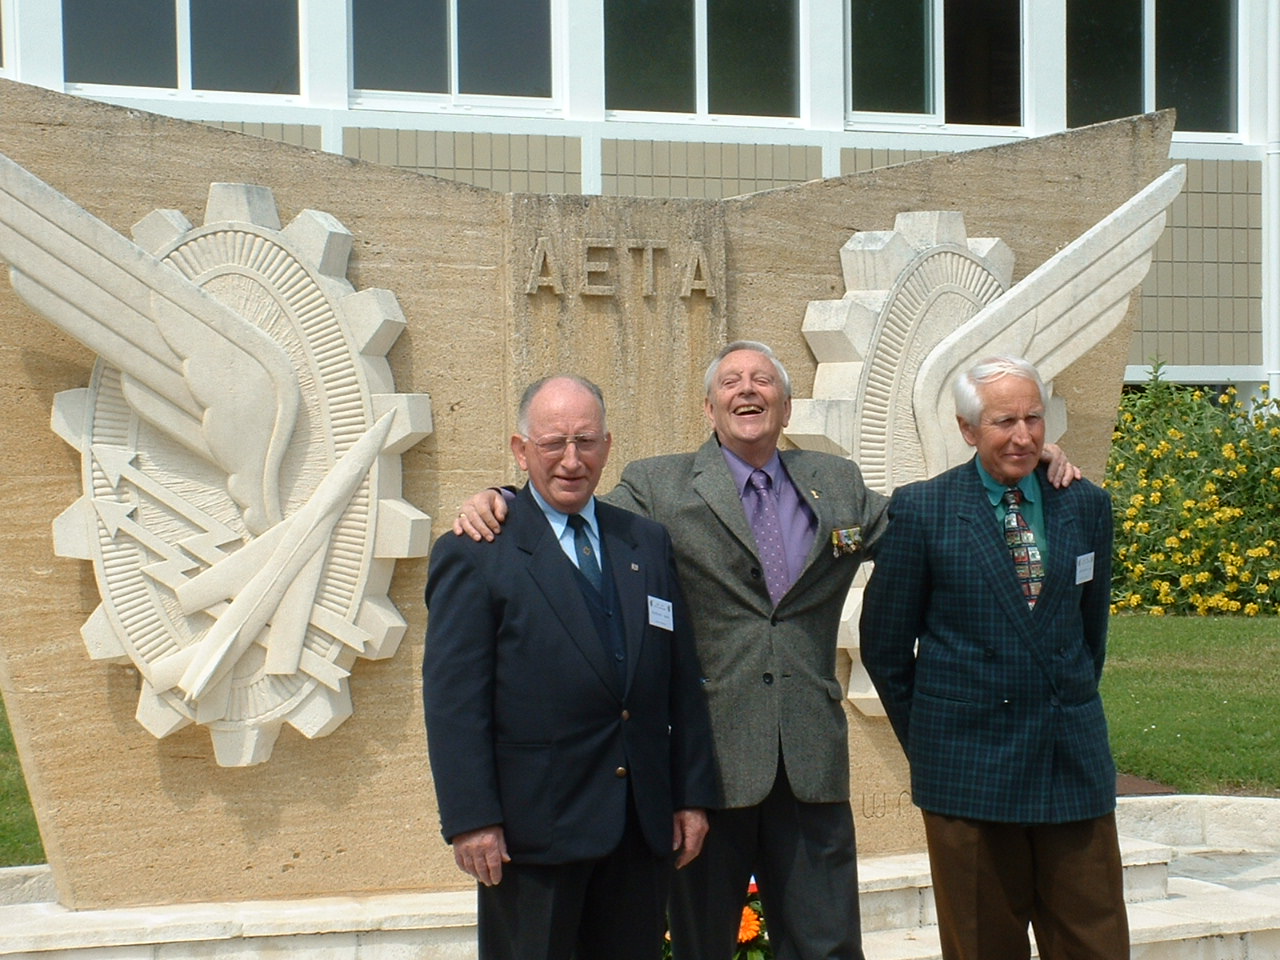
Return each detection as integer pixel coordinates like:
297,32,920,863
2,797,1276,960
858,834,1173,934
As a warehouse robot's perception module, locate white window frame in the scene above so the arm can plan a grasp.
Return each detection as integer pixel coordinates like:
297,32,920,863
843,0,1032,134
59,0,306,106
602,0,807,130
350,0,566,118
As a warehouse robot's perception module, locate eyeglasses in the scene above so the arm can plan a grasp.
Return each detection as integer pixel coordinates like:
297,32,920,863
525,433,606,457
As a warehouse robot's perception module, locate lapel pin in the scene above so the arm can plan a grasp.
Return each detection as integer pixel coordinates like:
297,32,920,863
630,563,640,571
810,489,821,499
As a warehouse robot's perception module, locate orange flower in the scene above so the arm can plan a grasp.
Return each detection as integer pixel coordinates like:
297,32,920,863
738,904,762,943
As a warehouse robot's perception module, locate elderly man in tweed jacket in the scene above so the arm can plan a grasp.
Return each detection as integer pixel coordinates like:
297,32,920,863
860,356,1128,960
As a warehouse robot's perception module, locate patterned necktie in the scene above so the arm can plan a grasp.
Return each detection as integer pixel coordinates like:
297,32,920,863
1003,488,1043,608
748,469,790,605
567,513,602,593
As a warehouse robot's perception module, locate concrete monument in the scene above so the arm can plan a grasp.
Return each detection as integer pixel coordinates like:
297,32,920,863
0,78,1177,922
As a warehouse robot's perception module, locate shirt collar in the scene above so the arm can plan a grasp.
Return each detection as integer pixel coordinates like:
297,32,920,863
974,457,1040,507
528,483,599,538
720,442,784,496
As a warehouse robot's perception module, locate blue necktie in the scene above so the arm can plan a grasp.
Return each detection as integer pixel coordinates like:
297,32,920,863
567,513,602,593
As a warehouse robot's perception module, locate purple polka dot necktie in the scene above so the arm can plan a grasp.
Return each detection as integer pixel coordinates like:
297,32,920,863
749,469,790,606
1003,488,1043,609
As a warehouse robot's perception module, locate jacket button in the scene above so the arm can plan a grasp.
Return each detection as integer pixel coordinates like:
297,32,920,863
621,709,631,721
615,766,628,778
762,673,774,685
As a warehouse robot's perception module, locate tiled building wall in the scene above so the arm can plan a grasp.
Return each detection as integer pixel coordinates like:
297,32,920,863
1134,159,1263,367
839,147,943,174
342,129,583,193
199,121,322,150
602,141,823,198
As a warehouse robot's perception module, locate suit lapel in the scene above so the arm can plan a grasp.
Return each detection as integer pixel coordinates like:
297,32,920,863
690,436,759,557
599,506,647,695
953,464,1060,683
1034,479,1078,621
511,489,619,693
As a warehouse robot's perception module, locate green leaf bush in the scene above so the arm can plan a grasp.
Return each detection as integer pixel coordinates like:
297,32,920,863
1104,365,1280,616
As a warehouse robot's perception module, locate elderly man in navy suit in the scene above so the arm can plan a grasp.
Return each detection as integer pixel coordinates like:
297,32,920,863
423,375,717,960
860,356,1128,960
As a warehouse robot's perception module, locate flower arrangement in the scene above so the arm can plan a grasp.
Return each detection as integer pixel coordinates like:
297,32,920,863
662,882,772,960
1104,364,1280,615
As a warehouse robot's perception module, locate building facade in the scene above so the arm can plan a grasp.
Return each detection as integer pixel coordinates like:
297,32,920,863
2,0,1276,390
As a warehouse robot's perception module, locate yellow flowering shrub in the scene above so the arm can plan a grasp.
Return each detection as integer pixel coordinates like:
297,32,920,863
1105,366,1280,616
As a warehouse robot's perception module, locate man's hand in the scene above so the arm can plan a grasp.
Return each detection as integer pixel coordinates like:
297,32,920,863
672,808,709,869
1041,442,1082,488
452,489,509,541
452,825,510,886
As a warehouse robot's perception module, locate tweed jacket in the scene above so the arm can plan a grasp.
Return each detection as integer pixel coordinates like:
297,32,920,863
423,487,718,864
607,435,889,808
859,460,1116,824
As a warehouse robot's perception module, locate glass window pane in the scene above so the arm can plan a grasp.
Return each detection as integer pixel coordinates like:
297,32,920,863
63,0,176,87
944,0,1021,125
605,0,695,112
708,0,798,117
1067,0,1143,127
191,0,299,94
458,0,551,97
1156,0,1237,133
353,0,448,93
850,0,931,113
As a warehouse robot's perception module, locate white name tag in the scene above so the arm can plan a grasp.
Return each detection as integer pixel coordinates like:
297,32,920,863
648,596,674,631
1075,552,1095,584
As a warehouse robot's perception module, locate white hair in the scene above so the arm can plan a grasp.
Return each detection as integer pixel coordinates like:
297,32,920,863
703,340,792,398
952,356,1049,425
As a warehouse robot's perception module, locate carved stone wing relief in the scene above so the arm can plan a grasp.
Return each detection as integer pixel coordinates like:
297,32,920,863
786,165,1186,715
0,153,433,765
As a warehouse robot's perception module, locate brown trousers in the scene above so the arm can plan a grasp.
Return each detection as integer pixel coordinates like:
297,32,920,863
922,811,1130,960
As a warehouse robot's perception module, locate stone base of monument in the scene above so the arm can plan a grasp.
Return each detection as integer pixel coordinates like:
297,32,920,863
2,796,1277,960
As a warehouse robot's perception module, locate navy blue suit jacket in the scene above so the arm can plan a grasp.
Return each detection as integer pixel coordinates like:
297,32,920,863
423,485,718,864
859,461,1116,824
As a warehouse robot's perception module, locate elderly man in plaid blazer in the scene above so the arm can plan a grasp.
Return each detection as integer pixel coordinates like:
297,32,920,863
859,356,1128,960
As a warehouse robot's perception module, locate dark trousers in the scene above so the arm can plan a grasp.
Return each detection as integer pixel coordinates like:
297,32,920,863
477,811,670,960
669,759,863,960
922,810,1130,960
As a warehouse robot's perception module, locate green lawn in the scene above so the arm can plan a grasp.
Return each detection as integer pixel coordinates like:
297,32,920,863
1103,614,1280,797
0,696,43,866
0,616,1276,868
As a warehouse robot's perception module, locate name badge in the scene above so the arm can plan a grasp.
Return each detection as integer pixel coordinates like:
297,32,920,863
1075,552,1095,584
648,596,674,631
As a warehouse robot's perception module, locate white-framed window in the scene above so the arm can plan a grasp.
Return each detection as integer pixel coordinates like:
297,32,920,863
1067,0,1239,134
61,0,300,95
351,0,554,103
847,0,1022,127
602,0,801,121
844,0,1241,134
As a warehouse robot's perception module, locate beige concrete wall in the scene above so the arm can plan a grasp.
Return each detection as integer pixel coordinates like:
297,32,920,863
0,78,1173,909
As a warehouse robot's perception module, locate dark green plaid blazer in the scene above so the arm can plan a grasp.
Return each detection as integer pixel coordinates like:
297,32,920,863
859,460,1116,824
